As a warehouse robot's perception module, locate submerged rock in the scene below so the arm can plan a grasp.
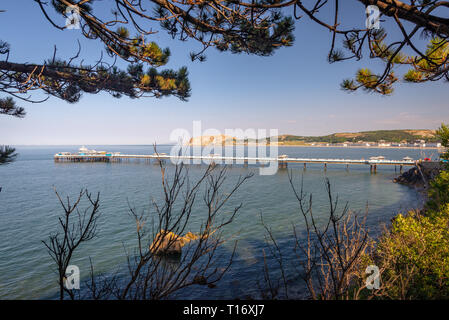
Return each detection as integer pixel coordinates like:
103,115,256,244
149,230,200,255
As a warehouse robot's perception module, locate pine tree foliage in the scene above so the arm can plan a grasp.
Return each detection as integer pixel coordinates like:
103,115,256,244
0,1,297,113
404,38,449,83
0,97,25,118
1,0,449,113
0,97,22,166
0,145,17,165
334,1,449,94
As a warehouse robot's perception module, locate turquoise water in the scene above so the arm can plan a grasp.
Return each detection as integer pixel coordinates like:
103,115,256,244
0,146,431,299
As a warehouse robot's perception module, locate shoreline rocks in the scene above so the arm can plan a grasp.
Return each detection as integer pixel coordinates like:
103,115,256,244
394,162,442,188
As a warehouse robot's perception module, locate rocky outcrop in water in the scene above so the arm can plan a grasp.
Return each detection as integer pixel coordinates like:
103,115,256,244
394,162,442,187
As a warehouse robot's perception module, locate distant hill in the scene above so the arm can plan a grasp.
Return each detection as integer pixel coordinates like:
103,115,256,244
275,129,438,144
185,130,439,146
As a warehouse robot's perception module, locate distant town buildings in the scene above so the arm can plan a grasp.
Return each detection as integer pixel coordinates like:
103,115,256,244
378,140,391,147
185,135,443,149
327,141,442,148
301,140,442,148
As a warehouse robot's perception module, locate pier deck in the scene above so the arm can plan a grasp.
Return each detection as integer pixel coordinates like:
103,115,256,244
54,153,417,165
54,153,422,173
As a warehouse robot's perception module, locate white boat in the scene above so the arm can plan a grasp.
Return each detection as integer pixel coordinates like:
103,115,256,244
78,146,106,155
79,145,89,153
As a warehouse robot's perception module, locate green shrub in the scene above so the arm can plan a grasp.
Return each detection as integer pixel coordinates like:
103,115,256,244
376,205,449,299
427,171,449,211
364,123,449,299
436,124,449,160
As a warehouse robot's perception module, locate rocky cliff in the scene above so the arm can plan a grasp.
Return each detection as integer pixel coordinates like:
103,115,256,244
394,162,443,187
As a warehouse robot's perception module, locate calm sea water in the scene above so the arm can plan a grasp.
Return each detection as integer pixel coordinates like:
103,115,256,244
0,145,434,299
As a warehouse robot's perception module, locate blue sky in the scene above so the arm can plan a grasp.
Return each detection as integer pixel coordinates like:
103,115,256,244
1,0,448,145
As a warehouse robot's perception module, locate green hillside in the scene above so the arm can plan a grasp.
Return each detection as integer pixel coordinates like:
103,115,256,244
274,129,439,144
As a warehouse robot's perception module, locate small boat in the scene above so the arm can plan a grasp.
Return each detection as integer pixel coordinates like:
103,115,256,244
403,156,413,161
369,156,386,160
278,154,289,159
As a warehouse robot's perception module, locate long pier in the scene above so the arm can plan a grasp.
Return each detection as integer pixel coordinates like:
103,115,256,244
54,152,421,173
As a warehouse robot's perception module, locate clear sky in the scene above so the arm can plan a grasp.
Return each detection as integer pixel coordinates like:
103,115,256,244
1,1,448,145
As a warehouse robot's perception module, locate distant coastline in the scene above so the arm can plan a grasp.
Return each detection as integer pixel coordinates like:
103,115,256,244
272,144,445,150
187,143,444,150
186,129,443,150
186,143,445,151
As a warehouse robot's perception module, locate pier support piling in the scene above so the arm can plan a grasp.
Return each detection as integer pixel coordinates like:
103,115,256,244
278,161,288,169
